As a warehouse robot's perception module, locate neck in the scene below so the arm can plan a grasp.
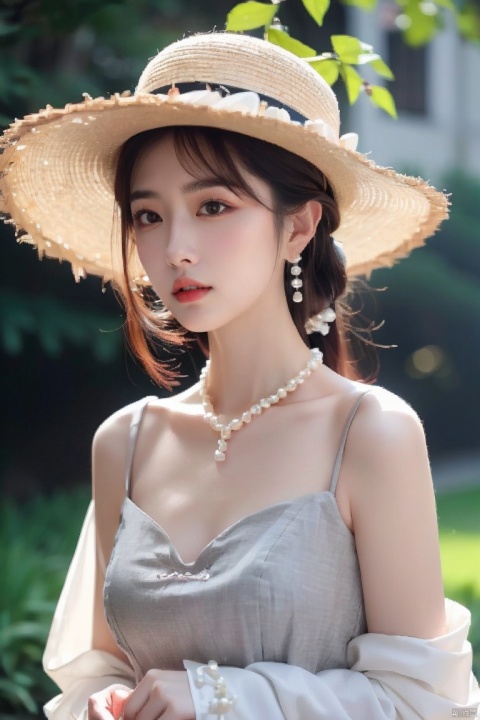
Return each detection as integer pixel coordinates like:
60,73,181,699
202,304,315,418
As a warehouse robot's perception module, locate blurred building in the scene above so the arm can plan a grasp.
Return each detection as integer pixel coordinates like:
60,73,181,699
347,3,480,181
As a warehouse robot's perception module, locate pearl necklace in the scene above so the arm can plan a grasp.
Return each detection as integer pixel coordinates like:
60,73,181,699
199,348,323,462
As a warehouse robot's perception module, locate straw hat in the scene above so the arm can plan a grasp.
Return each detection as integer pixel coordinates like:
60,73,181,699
0,31,448,283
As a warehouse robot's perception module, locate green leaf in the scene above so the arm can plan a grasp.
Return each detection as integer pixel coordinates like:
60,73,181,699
300,0,330,26
12,670,34,688
267,28,315,57
0,677,37,712
369,57,395,80
226,1,277,31
369,85,398,118
401,0,440,46
403,15,438,46
331,34,373,63
1,621,48,644
309,58,340,85
457,2,480,41
339,64,364,103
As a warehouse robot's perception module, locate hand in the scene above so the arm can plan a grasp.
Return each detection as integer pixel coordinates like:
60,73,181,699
88,684,132,719
121,670,195,720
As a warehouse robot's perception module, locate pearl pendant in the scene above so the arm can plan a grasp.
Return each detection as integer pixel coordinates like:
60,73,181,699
199,348,323,463
293,291,303,303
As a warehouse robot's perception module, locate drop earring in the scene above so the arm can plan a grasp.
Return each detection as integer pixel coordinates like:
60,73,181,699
291,254,303,303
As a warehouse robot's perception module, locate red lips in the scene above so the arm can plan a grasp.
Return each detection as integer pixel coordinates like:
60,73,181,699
172,277,210,295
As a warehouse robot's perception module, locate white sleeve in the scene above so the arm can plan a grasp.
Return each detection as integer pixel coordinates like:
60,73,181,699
42,501,135,720
184,598,480,720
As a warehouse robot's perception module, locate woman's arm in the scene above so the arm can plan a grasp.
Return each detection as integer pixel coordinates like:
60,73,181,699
43,407,138,720
184,391,480,719
90,402,197,720
346,390,446,639
92,410,135,664
42,500,136,720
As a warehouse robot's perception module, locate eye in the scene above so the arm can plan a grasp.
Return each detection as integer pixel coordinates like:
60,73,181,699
132,208,161,227
198,200,229,216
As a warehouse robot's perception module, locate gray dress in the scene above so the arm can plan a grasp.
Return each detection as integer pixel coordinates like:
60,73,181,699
104,393,368,685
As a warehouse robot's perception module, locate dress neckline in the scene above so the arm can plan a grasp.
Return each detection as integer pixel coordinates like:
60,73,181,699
123,489,354,568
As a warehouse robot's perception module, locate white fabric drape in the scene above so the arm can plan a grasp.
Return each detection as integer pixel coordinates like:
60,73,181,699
43,501,480,720
43,502,135,720
185,598,480,719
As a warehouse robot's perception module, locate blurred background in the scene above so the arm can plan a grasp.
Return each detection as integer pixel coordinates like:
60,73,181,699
0,0,479,715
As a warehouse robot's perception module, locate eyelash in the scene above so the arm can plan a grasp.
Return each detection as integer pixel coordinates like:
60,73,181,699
131,200,231,227
131,208,159,227
199,200,230,216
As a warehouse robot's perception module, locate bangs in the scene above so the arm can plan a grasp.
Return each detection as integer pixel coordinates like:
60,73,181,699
171,127,268,207
120,126,279,230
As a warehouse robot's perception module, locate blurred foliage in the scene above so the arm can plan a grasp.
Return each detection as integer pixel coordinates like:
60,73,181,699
0,0,193,126
0,487,90,714
0,289,122,360
226,0,480,46
436,486,480,678
225,0,480,117
367,170,480,454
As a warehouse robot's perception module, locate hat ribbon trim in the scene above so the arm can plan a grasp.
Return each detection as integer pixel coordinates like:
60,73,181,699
151,82,358,152
153,81,307,122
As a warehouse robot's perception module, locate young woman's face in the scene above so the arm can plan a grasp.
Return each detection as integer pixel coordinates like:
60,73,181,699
130,135,287,333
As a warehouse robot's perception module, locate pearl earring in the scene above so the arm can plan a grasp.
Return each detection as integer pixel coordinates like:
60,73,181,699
290,254,303,303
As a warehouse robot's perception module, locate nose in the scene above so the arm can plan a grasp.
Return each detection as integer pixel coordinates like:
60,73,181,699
165,216,199,268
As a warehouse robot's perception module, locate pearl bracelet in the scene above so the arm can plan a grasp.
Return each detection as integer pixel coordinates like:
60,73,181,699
195,660,236,718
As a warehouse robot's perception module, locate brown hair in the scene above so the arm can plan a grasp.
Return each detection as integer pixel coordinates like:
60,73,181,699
114,126,360,389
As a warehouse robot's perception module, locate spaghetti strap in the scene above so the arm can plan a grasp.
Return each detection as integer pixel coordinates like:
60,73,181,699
124,396,156,498
329,390,372,496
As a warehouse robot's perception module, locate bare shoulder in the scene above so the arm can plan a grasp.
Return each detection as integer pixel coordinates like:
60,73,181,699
93,400,144,492
348,384,426,461
92,390,196,505
92,396,170,562
92,400,141,466
92,393,183,471
341,385,446,638
342,384,430,510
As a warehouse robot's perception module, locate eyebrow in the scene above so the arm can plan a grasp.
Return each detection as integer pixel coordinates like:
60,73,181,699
130,178,235,203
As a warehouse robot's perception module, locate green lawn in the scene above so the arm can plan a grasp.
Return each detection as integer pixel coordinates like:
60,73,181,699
436,485,480,677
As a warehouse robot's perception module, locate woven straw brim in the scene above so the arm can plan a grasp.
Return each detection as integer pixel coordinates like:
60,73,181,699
0,93,449,283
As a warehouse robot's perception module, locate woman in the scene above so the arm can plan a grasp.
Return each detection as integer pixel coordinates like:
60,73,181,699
1,32,479,720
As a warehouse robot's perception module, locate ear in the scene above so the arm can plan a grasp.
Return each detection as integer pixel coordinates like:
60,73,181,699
284,200,323,261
